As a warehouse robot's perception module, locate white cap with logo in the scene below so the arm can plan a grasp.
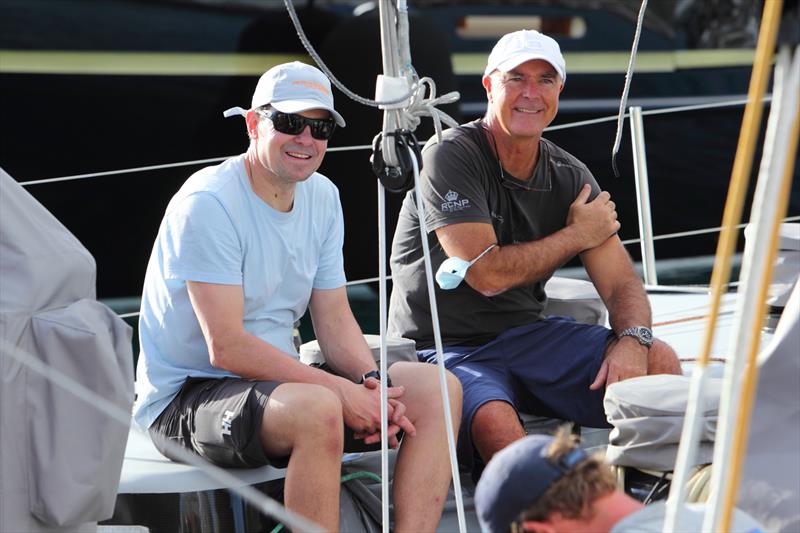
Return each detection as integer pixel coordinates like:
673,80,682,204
483,30,566,84
224,61,345,126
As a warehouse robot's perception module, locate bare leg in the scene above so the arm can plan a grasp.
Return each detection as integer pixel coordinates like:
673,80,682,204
388,362,462,533
260,383,344,533
647,339,682,375
471,400,526,464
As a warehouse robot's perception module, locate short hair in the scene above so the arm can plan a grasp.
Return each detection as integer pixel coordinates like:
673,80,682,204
515,428,617,527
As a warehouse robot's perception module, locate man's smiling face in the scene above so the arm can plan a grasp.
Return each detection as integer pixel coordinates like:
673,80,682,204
258,108,329,185
484,59,564,141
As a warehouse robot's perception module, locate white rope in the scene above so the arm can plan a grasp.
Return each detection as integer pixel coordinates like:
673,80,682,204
0,338,325,533
282,0,408,108
401,76,461,143
283,0,460,142
611,0,649,177
409,146,468,533
377,180,391,532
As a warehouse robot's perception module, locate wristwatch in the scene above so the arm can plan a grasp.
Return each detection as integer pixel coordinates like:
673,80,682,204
358,370,393,388
618,326,653,348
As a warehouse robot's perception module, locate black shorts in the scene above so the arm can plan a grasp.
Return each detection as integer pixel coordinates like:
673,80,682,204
149,376,390,469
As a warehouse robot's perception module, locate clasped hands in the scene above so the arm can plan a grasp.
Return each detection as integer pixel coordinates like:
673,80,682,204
345,376,416,448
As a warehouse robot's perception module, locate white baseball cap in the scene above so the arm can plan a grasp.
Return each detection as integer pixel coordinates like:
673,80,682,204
224,61,345,126
483,30,566,84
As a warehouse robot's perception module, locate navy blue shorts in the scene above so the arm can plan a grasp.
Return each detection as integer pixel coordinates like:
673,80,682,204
417,316,614,466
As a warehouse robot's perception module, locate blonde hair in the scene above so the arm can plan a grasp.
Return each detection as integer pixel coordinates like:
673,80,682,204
516,427,616,525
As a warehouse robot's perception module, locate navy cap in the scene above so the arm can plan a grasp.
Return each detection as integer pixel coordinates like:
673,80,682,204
474,435,587,533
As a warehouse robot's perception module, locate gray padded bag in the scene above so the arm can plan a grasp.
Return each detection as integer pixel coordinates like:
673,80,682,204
1,169,134,531
604,374,721,471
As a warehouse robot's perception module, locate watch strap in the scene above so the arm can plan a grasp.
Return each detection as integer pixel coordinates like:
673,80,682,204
358,370,393,387
618,326,653,347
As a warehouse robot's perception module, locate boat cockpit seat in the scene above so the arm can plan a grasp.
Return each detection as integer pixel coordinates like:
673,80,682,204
107,424,287,531
119,425,286,495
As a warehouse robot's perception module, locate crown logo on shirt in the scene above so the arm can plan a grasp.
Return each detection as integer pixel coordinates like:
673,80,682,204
445,190,458,202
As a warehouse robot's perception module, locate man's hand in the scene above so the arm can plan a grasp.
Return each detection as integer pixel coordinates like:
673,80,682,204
567,185,620,251
337,378,417,448
589,337,648,390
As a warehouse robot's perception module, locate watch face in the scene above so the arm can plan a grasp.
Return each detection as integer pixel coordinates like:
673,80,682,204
639,327,653,342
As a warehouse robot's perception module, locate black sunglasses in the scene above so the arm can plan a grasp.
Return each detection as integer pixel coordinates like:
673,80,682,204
258,108,337,141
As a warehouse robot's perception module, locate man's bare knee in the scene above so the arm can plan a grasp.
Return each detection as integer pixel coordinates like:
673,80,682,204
389,363,462,417
471,401,525,463
261,383,343,457
648,340,682,375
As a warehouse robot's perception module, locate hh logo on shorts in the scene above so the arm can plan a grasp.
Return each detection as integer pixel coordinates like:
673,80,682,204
221,410,235,436
441,190,470,213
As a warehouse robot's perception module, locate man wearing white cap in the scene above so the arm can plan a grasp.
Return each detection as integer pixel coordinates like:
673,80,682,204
388,31,681,477
133,62,461,532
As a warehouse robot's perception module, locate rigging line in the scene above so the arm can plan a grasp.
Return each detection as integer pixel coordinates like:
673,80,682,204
282,0,411,108
409,146,468,532
0,337,325,533
110,278,744,321
117,275,397,319
641,95,770,117
611,0,649,177
619,215,800,245
19,96,766,188
19,144,372,187
20,156,230,186
538,96,768,132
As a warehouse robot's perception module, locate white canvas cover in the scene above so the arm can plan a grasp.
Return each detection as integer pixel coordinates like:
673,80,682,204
745,223,800,307
604,374,722,471
0,168,134,531
738,280,800,532
299,334,418,367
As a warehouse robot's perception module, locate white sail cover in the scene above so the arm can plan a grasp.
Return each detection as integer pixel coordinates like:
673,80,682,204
604,374,721,471
745,223,800,307
0,168,134,532
738,280,800,532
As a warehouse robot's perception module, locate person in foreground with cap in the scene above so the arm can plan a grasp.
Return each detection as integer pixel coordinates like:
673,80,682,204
132,61,462,532
474,430,764,533
388,30,681,477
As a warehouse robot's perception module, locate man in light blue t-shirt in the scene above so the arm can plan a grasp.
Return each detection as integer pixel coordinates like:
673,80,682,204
133,62,462,532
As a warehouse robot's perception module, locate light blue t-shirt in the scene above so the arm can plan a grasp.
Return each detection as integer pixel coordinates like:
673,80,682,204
133,155,346,428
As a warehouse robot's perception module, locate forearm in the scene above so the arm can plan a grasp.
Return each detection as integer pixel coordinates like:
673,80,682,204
468,225,585,296
311,308,376,382
604,280,652,334
210,330,346,389
580,237,651,333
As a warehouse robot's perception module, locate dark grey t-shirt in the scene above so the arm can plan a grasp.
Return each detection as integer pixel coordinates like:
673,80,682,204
388,120,600,349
